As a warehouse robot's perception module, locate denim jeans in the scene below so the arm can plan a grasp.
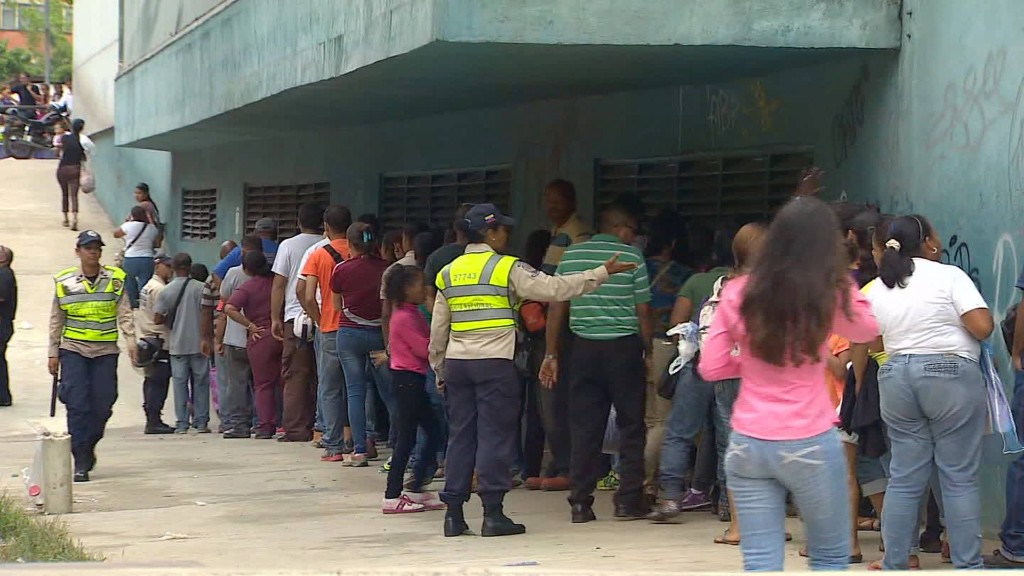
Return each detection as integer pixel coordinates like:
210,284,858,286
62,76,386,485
317,330,348,451
365,357,396,446
410,369,446,475
726,429,851,571
714,378,740,507
170,353,211,430
122,256,154,309
658,364,727,500
312,327,323,432
999,364,1024,561
336,326,394,454
878,354,986,570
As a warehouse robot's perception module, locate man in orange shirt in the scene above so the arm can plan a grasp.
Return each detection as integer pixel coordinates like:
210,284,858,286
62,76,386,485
300,205,353,462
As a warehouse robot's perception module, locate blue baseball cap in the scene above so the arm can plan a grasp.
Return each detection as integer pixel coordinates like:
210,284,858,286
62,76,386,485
464,204,515,233
76,230,105,247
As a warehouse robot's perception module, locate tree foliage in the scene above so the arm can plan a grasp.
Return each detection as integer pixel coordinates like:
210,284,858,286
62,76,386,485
0,0,73,83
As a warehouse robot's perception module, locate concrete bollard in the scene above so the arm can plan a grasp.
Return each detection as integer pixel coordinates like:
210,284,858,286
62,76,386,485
41,434,73,514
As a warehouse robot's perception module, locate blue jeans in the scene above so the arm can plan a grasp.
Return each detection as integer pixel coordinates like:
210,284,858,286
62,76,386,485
878,354,986,569
410,369,447,474
714,378,740,507
658,364,728,500
336,326,393,454
999,364,1024,561
122,256,154,309
727,429,851,571
170,353,211,430
317,330,348,451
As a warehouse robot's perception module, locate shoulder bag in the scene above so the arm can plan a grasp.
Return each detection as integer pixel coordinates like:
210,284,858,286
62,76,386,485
115,222,149,268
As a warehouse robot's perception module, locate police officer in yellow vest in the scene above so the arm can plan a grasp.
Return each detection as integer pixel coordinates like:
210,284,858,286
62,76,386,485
48,231,137,482
430,203,636,537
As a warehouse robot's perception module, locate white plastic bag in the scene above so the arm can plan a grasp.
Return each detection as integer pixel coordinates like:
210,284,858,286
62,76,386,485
666,322,699,375
22,441,45,507
601,407,619,455
981,342,1024,454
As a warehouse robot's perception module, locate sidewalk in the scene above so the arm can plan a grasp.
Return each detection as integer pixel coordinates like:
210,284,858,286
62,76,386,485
0,159,953,573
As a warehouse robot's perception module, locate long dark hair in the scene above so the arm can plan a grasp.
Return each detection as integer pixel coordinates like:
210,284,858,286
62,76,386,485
878,214,935,289
242,250,273,278
741,197,852,367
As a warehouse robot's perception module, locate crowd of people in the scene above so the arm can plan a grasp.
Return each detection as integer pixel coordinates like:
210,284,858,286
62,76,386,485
37,171,1024,570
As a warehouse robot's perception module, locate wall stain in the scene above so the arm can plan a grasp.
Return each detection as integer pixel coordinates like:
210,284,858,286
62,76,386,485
926,48,1017,153
832,63,870,167
942,234,982,290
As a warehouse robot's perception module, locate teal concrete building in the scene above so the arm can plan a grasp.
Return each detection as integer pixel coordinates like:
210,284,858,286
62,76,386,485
76,0,1024,534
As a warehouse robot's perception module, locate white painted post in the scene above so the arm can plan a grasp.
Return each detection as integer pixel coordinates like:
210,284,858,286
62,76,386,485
41,434,73,515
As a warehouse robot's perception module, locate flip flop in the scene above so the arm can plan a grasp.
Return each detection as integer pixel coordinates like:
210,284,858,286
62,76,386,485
803,549,864,564
714,532,740,546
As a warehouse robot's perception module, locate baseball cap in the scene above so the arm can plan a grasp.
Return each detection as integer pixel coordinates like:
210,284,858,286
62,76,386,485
254,218,277,233
76,230,105,247
464,204,515,233
153,253,173,266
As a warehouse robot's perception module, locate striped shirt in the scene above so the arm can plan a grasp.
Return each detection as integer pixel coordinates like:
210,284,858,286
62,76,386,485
556,234,650,340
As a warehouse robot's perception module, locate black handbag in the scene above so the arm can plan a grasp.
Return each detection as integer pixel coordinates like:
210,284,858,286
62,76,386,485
656,355,679,400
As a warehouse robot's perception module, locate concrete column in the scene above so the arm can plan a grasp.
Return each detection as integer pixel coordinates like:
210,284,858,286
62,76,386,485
42,434,73,515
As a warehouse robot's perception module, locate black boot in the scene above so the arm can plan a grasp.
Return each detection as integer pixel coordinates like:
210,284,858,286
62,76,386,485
145,416,175,435
443,505,472,537
481,503,526,537
72,447,90,482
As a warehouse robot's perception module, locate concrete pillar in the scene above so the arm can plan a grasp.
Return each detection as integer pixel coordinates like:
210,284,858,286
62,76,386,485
42,434,73,515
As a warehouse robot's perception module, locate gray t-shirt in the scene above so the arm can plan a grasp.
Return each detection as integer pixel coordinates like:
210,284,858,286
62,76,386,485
154,276,206,355
219,266,249,348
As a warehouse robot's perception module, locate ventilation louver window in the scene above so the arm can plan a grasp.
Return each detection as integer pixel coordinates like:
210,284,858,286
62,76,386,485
595,149,814,227
380,166,512,231
180,188,218,241
243,182,331,239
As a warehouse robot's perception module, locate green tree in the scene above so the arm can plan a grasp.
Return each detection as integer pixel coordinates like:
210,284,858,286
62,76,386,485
0,0,73,83
0,40,38,82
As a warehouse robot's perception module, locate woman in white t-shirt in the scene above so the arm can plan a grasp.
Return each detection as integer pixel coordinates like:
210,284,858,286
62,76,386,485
113,205,160,309
866,215,993,570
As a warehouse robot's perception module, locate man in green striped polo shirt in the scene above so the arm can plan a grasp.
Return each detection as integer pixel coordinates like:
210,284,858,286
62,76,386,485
540,204,653,523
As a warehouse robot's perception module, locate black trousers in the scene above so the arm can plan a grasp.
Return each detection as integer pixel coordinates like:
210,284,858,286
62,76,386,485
143,357,170,423
568,335,646,509
441,358,520,507
540,333,573,477
386,370,444,498
0,320,12,405
521,375,546,479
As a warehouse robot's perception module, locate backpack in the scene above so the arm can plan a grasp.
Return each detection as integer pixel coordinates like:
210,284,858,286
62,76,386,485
697,275,727,350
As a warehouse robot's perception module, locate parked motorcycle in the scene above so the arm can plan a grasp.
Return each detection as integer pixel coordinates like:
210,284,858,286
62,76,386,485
1,105,68,160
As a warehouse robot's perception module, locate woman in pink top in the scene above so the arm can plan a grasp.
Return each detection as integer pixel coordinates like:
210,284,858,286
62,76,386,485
699,197,879,571
380,265,446,514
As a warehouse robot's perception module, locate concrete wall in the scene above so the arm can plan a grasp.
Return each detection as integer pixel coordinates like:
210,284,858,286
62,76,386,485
87,130,173,226
73,0,119,132
119,0,229,66
438,0,901,48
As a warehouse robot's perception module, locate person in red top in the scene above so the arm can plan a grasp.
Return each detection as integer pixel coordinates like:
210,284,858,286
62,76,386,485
224,252,281,439
330,222,393,466
379,265,446,514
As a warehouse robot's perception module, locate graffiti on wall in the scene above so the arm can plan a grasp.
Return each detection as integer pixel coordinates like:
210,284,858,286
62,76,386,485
926,48,1017,153
707,87,740,135
1010,76,1024,197
991,233,1020,332
832,63,870,167
941,234,983,290
706,82,782,138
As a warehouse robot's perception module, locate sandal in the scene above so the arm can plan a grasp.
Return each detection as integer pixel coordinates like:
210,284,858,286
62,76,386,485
714,531,740,546
868,556,921,570
941,540,951,564
799,548,863,563
858,517,881,531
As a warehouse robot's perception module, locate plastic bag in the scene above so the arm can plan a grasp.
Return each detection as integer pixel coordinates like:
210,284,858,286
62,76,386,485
79,167,96,194
601,407,619,455
22,441,45,507
981,342,1024,455
665,322,699,375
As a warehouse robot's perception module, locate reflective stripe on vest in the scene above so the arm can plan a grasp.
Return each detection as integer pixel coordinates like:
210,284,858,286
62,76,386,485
437,252,518,332
55,266,126,342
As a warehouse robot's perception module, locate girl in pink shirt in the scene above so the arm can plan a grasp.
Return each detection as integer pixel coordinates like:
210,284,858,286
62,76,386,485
699,197,879,571
380,265,446,515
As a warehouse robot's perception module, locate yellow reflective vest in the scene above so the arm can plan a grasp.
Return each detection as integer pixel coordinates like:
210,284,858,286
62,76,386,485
55,265,126,342
436,251,518,332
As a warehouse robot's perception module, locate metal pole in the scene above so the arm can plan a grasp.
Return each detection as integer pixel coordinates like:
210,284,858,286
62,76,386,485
43,0,51,84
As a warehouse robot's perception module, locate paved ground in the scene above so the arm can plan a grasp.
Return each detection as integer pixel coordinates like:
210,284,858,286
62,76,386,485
0,159,964,572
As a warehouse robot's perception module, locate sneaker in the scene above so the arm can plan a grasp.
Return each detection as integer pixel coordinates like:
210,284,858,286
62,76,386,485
597,471,620,491
321,450,345,462
223,428,251,439
679,489,712,511
276,427,286,436
382,494,426,515
194,426,212,434
349,453,369,468
405,490,445,511
174,427,189,435
378,456,392,473
367,441,379,461
647,500,683,523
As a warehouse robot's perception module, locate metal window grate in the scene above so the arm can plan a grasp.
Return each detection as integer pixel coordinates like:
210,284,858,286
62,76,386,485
595,149,814,227
180,188,218,241
243,182,331,239
379,165,512,231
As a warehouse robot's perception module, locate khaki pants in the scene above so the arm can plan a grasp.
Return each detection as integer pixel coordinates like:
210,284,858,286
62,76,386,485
644,338,675,491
